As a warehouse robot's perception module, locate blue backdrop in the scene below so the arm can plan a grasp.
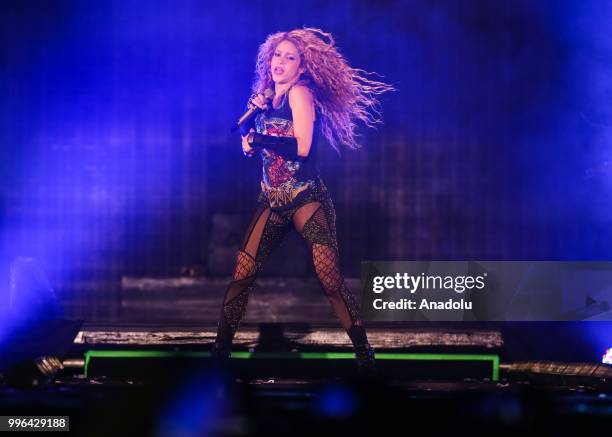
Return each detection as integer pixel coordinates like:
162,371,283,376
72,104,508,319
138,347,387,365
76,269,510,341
1,0,611,321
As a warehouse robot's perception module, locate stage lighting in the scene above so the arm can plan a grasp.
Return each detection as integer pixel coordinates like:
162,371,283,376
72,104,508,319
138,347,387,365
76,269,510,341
0,258,78,388
0,320,82,388
9,256,62,321
603,348,612,364
313,384,358,418
2,356,64,388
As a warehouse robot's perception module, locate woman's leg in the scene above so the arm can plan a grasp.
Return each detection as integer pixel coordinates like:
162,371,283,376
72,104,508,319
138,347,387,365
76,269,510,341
213,203,290,357
292,197,376,372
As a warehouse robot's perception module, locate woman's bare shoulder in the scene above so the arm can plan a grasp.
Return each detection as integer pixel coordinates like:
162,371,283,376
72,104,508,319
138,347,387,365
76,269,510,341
288,84,314,102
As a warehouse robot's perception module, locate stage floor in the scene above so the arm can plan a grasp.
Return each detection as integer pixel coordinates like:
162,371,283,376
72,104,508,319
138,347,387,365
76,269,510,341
1,374,610,435
1,320,611,435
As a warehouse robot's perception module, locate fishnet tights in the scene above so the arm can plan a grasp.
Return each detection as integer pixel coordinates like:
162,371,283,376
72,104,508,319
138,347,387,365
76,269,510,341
296,204,362,331
214,197,365,351
311,243,361,330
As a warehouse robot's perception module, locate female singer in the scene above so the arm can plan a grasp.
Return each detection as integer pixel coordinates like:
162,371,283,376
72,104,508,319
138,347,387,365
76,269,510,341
213,28,393,374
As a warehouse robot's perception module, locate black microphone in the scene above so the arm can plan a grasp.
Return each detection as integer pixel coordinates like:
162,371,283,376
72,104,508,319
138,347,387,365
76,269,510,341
231,88,275,133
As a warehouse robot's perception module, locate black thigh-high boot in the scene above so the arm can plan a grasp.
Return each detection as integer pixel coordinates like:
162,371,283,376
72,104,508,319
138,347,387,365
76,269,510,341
294,198,376,376
338,281,376,376
211,250,258,361
212,205,290,361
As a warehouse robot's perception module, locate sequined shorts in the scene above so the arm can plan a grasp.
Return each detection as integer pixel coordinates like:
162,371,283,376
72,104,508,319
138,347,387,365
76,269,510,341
258,177,330,215
257,177,338,249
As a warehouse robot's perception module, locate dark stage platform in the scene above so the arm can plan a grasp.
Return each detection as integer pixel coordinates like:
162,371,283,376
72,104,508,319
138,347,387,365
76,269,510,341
1,321,610,435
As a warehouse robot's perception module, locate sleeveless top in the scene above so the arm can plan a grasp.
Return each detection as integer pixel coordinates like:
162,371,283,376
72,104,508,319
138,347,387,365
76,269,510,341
254,91,322,211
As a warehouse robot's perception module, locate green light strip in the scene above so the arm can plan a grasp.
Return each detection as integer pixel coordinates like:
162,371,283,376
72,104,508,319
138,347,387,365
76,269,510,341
84,350,499,381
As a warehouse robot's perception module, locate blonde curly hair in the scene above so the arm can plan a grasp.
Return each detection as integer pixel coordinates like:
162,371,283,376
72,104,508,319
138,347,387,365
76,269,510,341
252,27,395,152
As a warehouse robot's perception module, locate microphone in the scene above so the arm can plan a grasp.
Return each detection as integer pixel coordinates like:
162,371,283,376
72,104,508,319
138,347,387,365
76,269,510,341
231,88,275,133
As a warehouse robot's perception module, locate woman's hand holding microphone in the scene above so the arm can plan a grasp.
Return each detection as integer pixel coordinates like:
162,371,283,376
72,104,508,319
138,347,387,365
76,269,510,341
241,93,269,157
